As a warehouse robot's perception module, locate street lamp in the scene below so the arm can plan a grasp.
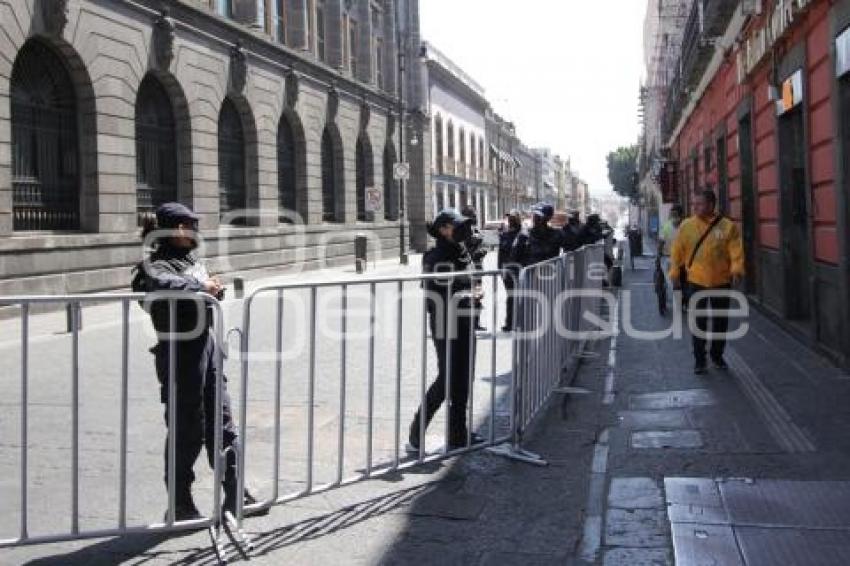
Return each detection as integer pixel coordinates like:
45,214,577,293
394,0,410,265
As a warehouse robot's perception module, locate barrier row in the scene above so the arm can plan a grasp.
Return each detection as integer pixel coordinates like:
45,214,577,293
0,244,606,559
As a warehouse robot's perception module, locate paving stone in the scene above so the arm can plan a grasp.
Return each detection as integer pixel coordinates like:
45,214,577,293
664,478,722,507
618,410,689,430
630,430,703,449
603,547,672,566
607,477,663,510
671,523,744,566
629,390,716,411
604,507,669,548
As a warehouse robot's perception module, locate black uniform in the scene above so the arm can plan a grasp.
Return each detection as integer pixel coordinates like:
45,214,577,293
498,226,522,329
409,237,477,449
512,225,565,267
133,242,239,510
562,220,583,252
464,227,487,330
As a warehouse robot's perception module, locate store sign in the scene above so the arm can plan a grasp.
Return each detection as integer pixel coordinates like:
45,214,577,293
776,70,803,115
837,27,850,78
737,0,813,82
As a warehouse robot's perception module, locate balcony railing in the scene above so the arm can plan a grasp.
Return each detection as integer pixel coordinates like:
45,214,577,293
661,0,738,140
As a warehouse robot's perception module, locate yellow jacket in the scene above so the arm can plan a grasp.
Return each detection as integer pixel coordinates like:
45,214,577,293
669,214,745,288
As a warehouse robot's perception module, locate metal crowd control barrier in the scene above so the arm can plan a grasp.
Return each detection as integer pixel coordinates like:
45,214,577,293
489,244,606,465
0,245,606,557
0,292,246,561
235,269,513,527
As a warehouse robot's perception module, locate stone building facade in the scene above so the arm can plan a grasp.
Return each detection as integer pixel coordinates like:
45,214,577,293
422,43,492,222
0,0,426,295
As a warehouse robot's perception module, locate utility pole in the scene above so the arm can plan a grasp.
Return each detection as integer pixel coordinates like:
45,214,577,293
394,0,409,264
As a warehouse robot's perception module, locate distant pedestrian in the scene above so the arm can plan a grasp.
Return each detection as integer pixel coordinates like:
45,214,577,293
669,190,745,375
498,210,523,331
658,205,684,301
562,210,583,252
461,205,488,332
407,209,484,452
131,203,260,521
512,203,565,267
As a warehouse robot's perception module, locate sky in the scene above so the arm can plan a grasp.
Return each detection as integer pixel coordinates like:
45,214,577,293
419,0,647,197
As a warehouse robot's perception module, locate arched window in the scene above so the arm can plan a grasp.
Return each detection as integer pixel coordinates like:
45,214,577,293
321,127,340,222
434,114,444,174
459,128,466,165
447,121,455,160
11,40,79,231
218,98,246,223
278,114,297,223
479,138,485,169
384,142,398,221
356,134,374,221
136,75,177,224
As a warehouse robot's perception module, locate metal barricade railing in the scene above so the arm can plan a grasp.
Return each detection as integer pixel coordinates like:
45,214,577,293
0,245,607,555
0,292,244,560
235,269,514,528
489,244,606,465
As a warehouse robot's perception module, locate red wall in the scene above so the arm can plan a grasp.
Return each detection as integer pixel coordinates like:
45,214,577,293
670,0,839,265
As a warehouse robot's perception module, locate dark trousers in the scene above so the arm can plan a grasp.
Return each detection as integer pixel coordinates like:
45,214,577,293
689,284,731,364
153,332,239,499
410,312,476,447
502,270,517,329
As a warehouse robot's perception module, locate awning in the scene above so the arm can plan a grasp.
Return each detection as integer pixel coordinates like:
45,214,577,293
489,143,516,165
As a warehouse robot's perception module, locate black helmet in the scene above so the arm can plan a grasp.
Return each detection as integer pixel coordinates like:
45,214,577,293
532,202,555,221
427,208,472,239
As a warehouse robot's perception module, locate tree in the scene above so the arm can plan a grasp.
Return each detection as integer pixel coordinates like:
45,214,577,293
607,145,639,199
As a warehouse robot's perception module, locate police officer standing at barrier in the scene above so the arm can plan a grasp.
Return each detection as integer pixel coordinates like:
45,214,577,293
512,202,565,267
498,210,523,331
132,203,260,521
407,209,484,452
460,205,488,332
562,210,583,253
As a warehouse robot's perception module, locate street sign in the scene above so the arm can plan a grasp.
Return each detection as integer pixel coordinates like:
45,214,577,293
393,162,410,181
365,187,382,212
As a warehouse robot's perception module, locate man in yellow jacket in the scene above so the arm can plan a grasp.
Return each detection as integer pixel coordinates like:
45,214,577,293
670,190,745,375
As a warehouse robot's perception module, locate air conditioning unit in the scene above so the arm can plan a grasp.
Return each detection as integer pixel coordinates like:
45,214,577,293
741,0,763,16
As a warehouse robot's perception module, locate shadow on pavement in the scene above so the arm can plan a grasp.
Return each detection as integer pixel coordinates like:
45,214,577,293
21,532,176,566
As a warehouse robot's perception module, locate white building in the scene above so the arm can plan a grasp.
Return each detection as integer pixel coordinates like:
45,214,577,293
422,43,494,221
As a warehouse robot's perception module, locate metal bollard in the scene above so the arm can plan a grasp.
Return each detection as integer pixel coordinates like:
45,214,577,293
355,233,367,274
66,303,82,333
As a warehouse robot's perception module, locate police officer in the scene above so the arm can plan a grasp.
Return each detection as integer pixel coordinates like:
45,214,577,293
132,203,258,521
498,210,523,331
562,210,583,252
407,209,483,452
460,205,487,331
512,202,565,267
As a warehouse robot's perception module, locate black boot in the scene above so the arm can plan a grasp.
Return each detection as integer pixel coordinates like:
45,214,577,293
165,490,202,522
223,480,268,518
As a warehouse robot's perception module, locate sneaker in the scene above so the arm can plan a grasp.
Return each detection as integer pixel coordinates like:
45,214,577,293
694,362,708,375
712,357,729,370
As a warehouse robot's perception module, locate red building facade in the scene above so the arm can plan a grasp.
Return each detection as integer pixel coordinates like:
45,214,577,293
667,0,850,365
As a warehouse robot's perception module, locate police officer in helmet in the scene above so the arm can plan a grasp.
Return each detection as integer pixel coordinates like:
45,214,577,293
132,203,261,521
407,209,484,452
512,202,565,267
